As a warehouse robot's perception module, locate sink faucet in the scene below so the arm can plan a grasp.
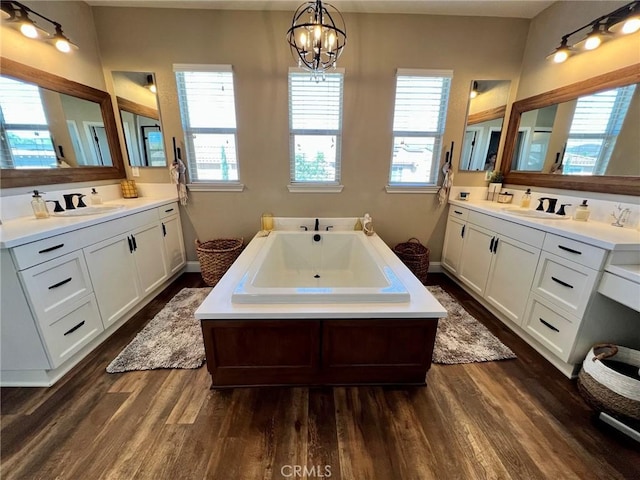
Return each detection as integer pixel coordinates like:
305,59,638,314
314,218,319,231
536,197,557,213
62,193,86,210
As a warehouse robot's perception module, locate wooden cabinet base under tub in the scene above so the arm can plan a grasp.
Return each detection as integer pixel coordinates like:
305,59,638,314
201,318,438,387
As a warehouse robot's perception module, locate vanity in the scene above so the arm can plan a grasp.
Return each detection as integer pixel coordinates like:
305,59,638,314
442,198,640,377
0,196,186,386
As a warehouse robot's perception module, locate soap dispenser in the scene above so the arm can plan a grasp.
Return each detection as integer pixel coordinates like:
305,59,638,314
574,200,591,221
90,188,103,205
31,190,50,219
520,188,532,208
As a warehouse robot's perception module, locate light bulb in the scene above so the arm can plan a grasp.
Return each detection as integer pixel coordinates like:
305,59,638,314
622,17,640,34
584,33,601,50
149,84,157,94
328,32,335,49
299,31,307,47
20,21,38,39
314,24,322,41
469,90,478,99
55,38,71,53
553,49,569,63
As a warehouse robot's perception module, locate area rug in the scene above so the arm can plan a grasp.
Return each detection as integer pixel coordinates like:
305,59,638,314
427,285,516,364
106,287,212,373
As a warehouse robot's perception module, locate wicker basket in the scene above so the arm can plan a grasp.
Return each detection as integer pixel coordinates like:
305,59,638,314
577,344,640,421
393,238,430,284
196,238,243,286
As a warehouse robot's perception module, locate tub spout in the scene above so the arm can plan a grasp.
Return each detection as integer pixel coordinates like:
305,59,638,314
314,218,319,231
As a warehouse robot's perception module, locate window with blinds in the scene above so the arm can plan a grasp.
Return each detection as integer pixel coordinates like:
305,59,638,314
389,70,452,185
289,70,344,184
0,76,56,168
174,65,239,182
563,84,636,175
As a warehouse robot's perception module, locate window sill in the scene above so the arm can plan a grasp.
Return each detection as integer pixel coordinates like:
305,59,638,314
187,182,245,192
287,184,344,193
385,185,440,194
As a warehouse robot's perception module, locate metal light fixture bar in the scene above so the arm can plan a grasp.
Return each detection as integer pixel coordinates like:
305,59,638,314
286,0,346,78
0,0,78,52
547,1,639,63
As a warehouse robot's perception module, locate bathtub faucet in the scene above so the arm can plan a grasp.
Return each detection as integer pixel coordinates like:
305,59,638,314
314,218,319,231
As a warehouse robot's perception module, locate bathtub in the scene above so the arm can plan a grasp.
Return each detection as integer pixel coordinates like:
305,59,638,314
232,231,410,304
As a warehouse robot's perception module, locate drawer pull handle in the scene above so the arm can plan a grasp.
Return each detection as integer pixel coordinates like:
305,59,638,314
127,236,134,253
63,321,85,336
131,235,137,251
461,225,465,238
38,243,64,254
551,276,574,289
539,318,560,332
558,245,582,255
162,223,167,237
489,237,495,252
493,237,499,254
164,208,174,213
454,210,463,215
48,277,72,290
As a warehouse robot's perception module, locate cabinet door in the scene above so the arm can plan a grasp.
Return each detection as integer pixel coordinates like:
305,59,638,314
161,215,186,276
441,216,466,275
485,236,540,325
458,223,494,296
131,222,168,296
84,233,141,327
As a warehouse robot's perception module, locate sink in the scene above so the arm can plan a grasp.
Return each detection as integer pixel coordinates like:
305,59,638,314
501,207,570,220
53,205,125,217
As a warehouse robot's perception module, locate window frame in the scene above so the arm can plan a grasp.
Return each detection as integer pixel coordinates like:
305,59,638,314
387,69,453,193
173,64,244,191
287,68,345,193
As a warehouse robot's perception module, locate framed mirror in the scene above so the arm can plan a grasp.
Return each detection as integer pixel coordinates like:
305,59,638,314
112,71,167,168
460,80,511,171
501,64,640,196
0,57,125,188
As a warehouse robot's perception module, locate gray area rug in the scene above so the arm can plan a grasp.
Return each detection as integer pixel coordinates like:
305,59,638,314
106,287,212,373
427,285,516,364
107,285,515,373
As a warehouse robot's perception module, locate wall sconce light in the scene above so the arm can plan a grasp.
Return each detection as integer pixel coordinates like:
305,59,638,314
0,0,78,52
145,74,157,94
286,0,347,80
547,1,639,63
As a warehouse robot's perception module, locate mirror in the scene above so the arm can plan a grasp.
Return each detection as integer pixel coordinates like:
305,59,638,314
0,57,125,188
112,71,167,167
460,80,511,171
501,64,640,196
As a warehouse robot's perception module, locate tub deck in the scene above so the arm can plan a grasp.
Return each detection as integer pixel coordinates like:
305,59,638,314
195,231,446,388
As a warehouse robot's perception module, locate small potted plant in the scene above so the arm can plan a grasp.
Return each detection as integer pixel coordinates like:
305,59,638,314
487,170,504,201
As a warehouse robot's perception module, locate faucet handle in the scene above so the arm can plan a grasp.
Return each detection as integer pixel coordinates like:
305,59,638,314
536,198,547,211
556,204,571,216
76,194,87,208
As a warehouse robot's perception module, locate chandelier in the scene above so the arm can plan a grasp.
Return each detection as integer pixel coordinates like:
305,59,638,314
286,0,347,78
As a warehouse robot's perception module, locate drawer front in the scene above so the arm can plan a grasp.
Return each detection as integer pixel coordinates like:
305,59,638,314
40,294,103,368
468,210,545,249
532,252,598,317
12,231,84,270
523,295,580,362
19,251,93,324
448,205,469,221
158,202,179,220
542,234,606,270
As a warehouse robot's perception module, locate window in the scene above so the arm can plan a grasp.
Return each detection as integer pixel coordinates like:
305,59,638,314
0,76,57,169
174,65,239,183
389,70,452,186
563,84,636,175
288,69,344,186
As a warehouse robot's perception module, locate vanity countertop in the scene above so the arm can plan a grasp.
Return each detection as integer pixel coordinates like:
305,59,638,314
0,195,178,249
449,199,640,251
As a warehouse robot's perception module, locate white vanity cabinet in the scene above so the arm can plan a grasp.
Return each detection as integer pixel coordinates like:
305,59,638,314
0,199,186,386
441,207,468,275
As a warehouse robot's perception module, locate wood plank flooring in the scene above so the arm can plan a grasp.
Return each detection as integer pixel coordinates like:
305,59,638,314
2,273,639,479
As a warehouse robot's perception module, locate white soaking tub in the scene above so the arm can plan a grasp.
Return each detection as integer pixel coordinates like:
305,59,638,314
232,231,410,304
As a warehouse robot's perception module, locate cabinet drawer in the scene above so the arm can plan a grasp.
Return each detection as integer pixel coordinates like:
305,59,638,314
523,295,580,362
448,206,469,221
12,231,84,270
542,234,606,270
532,252,598,317
19,251,93,324
468,210,545,249
40,294,103,368
158,203,179,219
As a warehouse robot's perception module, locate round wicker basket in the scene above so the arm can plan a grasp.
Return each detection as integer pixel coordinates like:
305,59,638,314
195,238,243,287
393,238,430,285
577,344,640,421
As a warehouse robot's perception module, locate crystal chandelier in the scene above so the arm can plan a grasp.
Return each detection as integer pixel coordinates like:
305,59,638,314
286,0,347,78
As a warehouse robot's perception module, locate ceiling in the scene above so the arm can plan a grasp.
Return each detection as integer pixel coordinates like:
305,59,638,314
85,1,556,19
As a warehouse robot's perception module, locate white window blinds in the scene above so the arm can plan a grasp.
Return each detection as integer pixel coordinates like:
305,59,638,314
289,70,344,184
389,69,452,185
174,64,239,182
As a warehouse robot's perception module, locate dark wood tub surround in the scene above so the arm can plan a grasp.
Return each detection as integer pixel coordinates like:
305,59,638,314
201,318,438,387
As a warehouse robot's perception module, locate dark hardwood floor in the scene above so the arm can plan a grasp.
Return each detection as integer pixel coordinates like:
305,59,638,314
2,273,638,479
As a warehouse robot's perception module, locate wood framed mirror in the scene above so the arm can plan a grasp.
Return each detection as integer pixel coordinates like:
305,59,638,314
0,57,126,188
500,64,640,196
